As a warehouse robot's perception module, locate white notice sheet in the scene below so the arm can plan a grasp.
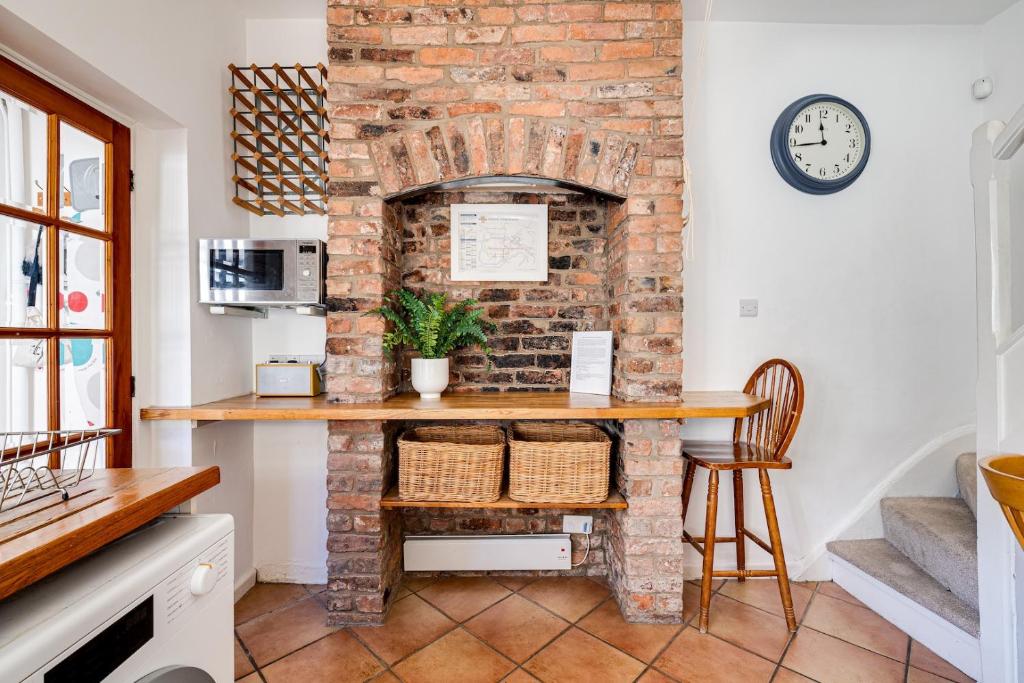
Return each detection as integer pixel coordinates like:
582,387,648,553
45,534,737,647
569,331,613,395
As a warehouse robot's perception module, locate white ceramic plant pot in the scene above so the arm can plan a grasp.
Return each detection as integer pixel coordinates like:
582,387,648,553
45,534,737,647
411,358,449,399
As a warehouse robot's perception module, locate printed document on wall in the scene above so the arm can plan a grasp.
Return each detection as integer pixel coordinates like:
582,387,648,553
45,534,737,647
450,204,548,281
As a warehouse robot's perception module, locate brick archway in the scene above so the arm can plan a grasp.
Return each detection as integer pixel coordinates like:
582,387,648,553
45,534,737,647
368,118,642,200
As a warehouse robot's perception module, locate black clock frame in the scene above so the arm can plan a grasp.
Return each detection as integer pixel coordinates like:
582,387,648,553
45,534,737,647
770,94,870,195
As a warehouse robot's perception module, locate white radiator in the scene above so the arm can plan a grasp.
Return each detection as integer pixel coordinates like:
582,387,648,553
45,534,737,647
403,534,572,571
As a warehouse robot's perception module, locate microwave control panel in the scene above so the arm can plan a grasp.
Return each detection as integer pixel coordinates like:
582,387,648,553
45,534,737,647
295,241,322,303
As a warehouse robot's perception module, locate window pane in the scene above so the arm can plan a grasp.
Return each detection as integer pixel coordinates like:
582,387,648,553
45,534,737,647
60,337,105,429
59,121,105,230
59,230,105,329
1,217,46,327
0,90,47,214
0,337,48,433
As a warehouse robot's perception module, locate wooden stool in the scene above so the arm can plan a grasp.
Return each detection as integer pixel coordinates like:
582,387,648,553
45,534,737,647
681,359,805,633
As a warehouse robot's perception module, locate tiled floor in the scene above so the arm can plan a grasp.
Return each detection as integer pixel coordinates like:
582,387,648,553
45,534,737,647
233,577,974,683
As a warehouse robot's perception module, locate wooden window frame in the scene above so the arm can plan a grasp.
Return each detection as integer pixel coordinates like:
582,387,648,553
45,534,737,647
0,55,131,467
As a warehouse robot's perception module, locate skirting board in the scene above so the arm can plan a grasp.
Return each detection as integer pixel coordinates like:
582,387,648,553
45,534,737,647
234,566,257,603
255,562,328,586
830,554,980,679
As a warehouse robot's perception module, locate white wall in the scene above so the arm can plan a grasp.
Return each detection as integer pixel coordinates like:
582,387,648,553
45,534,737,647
247,19,329,583
976,3,1024,679
683,21,981,578
0,0,256,585
981,1,1024,124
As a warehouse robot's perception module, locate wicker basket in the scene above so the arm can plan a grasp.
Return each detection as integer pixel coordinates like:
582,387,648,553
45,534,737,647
508,422,611,504
397,425,505,502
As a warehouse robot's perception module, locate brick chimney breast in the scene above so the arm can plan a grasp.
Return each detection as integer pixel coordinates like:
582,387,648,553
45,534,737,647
325,0,685,627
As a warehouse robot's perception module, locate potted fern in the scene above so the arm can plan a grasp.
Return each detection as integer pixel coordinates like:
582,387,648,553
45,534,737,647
366,289,495,399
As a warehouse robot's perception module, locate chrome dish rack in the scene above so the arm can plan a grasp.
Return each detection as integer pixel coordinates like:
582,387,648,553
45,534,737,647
0,429,120,512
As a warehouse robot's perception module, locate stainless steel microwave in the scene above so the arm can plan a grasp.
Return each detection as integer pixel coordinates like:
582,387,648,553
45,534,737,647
198,238,326,306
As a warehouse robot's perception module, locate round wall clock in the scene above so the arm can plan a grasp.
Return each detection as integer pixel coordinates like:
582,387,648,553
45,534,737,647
770,94,870,195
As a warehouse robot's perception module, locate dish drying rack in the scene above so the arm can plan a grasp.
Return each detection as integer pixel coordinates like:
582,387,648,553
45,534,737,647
0,429,120,512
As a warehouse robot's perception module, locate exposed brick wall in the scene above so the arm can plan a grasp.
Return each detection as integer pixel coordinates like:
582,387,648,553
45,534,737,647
399,190,609,392
607,419,686,622
324,0,685,626
326,0,685,405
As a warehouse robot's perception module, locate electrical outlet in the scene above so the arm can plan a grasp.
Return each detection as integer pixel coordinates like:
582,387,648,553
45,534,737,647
563,515,593,534
739,299,759,318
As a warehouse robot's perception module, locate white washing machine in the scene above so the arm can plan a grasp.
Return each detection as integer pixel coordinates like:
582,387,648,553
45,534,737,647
0,514,234,682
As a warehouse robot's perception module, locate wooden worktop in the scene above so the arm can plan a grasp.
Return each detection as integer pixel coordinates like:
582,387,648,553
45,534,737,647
0,467,220,601
140,391,769,422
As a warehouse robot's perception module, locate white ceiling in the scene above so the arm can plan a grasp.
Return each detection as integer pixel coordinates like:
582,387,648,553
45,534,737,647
684,0,1019,25
242,0,325,19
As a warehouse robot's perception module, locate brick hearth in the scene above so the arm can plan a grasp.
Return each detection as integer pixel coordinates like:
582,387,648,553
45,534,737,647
324,0,685,627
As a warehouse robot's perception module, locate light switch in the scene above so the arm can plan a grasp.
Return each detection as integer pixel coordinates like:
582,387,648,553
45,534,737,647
739,299,758,318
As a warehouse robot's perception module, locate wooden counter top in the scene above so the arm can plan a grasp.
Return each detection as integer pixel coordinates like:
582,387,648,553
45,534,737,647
0,467,220,601
140,391,769,422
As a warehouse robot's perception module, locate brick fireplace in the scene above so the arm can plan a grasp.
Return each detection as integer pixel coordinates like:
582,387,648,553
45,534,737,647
324,1,685,626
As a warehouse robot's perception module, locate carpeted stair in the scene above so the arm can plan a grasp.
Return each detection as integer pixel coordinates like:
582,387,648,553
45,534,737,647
827,452,979,636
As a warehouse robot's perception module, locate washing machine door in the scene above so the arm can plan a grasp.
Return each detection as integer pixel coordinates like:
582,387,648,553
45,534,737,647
135,666,216,683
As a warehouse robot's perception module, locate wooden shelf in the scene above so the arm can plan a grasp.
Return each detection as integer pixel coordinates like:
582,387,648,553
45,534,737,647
140,391,769,422
380,487,628,510
0,467,220,601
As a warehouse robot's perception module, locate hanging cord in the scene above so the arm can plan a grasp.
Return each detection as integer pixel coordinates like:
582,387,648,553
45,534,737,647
571,532,592,568
682,0,715,263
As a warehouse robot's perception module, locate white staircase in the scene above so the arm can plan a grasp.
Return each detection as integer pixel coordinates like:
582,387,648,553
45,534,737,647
826,453,979,679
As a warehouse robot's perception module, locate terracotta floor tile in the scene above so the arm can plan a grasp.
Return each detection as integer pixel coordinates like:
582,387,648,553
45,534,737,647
233,636,254,679
304,583,327,594
392,628,515,683
524,627,646,683
236,674,260,683
654,627,775,682
465,594,569,662
502,669,541,682
235,596,337,667
909,641,974,683
260,630,384,683
637,669,676,682
495,576,535,591
705,594,793,662
351,594,456,665
418,577,512,622
234,582,309,625
519,576,610,622
908,668,953,683
577,598,682,663
782,627,905,683
718,579,816,621
369,672,401,682
687,578,726,591
395,584,413,600
403,576,438,592
802,592,909,662
773,667,816,682
817,581,867,608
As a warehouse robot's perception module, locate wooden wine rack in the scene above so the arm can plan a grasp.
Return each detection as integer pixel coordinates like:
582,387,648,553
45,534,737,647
228,63,329,217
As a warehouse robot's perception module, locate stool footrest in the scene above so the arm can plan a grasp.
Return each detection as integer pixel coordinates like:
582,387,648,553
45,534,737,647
712,569,779,578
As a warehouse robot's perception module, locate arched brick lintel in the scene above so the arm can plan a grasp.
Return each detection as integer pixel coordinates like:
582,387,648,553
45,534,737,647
368,117,643,201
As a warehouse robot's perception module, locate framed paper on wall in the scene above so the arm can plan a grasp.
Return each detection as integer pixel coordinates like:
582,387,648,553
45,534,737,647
450,204,548,282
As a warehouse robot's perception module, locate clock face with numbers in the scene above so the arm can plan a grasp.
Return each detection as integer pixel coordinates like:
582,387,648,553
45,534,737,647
770,95,870,194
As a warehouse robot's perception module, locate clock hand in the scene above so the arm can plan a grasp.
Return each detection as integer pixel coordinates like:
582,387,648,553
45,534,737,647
819,122,827,146
793,140,826,147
